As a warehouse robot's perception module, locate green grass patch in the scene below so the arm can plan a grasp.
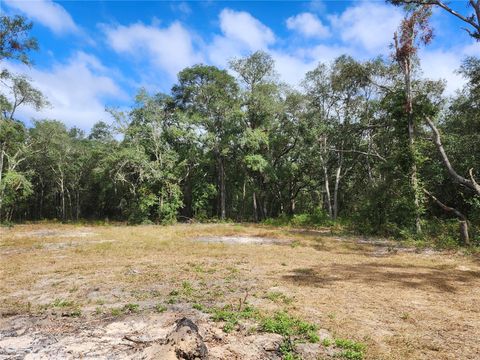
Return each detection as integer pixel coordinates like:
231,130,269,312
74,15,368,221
210,305,259,333
265,291,294,305
122,303,140,313
51,298,75,308
155,304,167,313
261,311,319,343
334,338,366,360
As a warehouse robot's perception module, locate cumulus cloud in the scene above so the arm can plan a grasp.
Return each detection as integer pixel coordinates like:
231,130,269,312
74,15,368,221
207,9,276,68
219,9,275,50
330,2,403,54
4,0,78,35
286,12,329,38
104,21,202,80
3,52,126,130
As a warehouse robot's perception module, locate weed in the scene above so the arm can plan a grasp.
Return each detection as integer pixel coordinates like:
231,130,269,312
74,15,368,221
400,312,410,320
111,307,122,316
193,303,206,311
327,312,336,320
211,305,258,333
66,309,82,317
334,338,366,360
182,281,194,296
123,303,140,313
261,311,318,343
322,338,333,347
265,291,293,305
155,304,167,313
51,298,74,308
279,338,301,360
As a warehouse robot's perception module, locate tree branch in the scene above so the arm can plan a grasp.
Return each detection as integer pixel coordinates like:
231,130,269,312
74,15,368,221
423,189,466,221
425,116,480,196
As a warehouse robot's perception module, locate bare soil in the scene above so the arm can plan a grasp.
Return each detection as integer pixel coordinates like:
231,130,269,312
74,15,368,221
1,223,479,359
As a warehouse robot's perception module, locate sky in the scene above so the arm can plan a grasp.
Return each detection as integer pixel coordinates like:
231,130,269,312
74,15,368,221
1,0,479,131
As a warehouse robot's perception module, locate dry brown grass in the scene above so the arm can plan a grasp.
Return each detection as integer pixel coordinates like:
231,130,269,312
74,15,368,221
1,223,479,359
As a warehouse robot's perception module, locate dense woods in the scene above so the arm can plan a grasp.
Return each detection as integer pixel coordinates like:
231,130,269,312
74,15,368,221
1,2,480,246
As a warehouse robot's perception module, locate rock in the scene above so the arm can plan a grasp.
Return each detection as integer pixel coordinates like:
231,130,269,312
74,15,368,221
168,318,208,360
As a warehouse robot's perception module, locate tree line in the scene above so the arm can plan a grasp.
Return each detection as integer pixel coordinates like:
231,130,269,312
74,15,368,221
1,2,479,245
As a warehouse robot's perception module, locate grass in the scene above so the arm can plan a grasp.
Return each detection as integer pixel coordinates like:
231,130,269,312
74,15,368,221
334,338,366,360
261,311,319,343
1,222,479,360
210,305,259,333
155,304,167,313
264,291,294,305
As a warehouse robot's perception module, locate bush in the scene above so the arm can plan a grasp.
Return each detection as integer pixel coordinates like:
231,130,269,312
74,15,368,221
264,208,332,228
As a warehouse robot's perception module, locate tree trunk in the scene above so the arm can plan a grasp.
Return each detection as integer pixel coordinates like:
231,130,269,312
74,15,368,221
60,177,66,222
76,188,80,221
425,116,480,196
218,156,226,220
0,143,4,221
405,59,422,234
253,191,258,222
323,165,332,218
333,164,342,220
424,189,470,246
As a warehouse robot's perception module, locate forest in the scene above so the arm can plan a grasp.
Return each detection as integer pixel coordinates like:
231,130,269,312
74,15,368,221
1,1,480,247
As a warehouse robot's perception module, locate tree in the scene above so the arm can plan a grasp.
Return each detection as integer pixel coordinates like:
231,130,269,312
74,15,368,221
0,15,38,65
173,65,241,220
0,15,46,222
393,5,433,233
389,0,480,40
230,51,281,221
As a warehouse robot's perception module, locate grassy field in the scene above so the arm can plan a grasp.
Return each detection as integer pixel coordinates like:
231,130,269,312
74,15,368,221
1,223,479,359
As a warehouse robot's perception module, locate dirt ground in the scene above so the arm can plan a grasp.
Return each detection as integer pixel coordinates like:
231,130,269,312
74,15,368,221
0,223,479,359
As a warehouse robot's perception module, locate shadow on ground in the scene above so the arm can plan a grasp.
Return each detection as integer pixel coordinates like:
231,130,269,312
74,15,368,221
283,262,480,293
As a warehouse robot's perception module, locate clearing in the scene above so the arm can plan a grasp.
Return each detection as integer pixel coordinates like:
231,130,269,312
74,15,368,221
0,223,479,359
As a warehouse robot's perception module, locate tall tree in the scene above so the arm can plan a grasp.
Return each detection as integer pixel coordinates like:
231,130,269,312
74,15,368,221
393,5,433,233
173,65,241,220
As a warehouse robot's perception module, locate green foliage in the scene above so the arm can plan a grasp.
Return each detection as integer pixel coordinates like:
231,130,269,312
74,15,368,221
264,291,294,305
261,311,318,343
51,298,74,308
279,338,302,360
1,40,478,248
334,338,366,360
122,303,140,313
211,305,259,333
155,304,167,313
264,208,332,227
0,15,38,64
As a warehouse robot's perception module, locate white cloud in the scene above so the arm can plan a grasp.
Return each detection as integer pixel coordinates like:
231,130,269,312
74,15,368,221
219,9,275,51
207,9,276,68
4,0,78,35
420,49,464,95
286,12,329,38
104,21,202,79
419,41,480,96
3,52,126,129
271,52,316,86
330,2,403,54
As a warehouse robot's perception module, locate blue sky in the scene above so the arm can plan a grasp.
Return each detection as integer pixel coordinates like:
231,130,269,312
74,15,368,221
1,0,478,130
